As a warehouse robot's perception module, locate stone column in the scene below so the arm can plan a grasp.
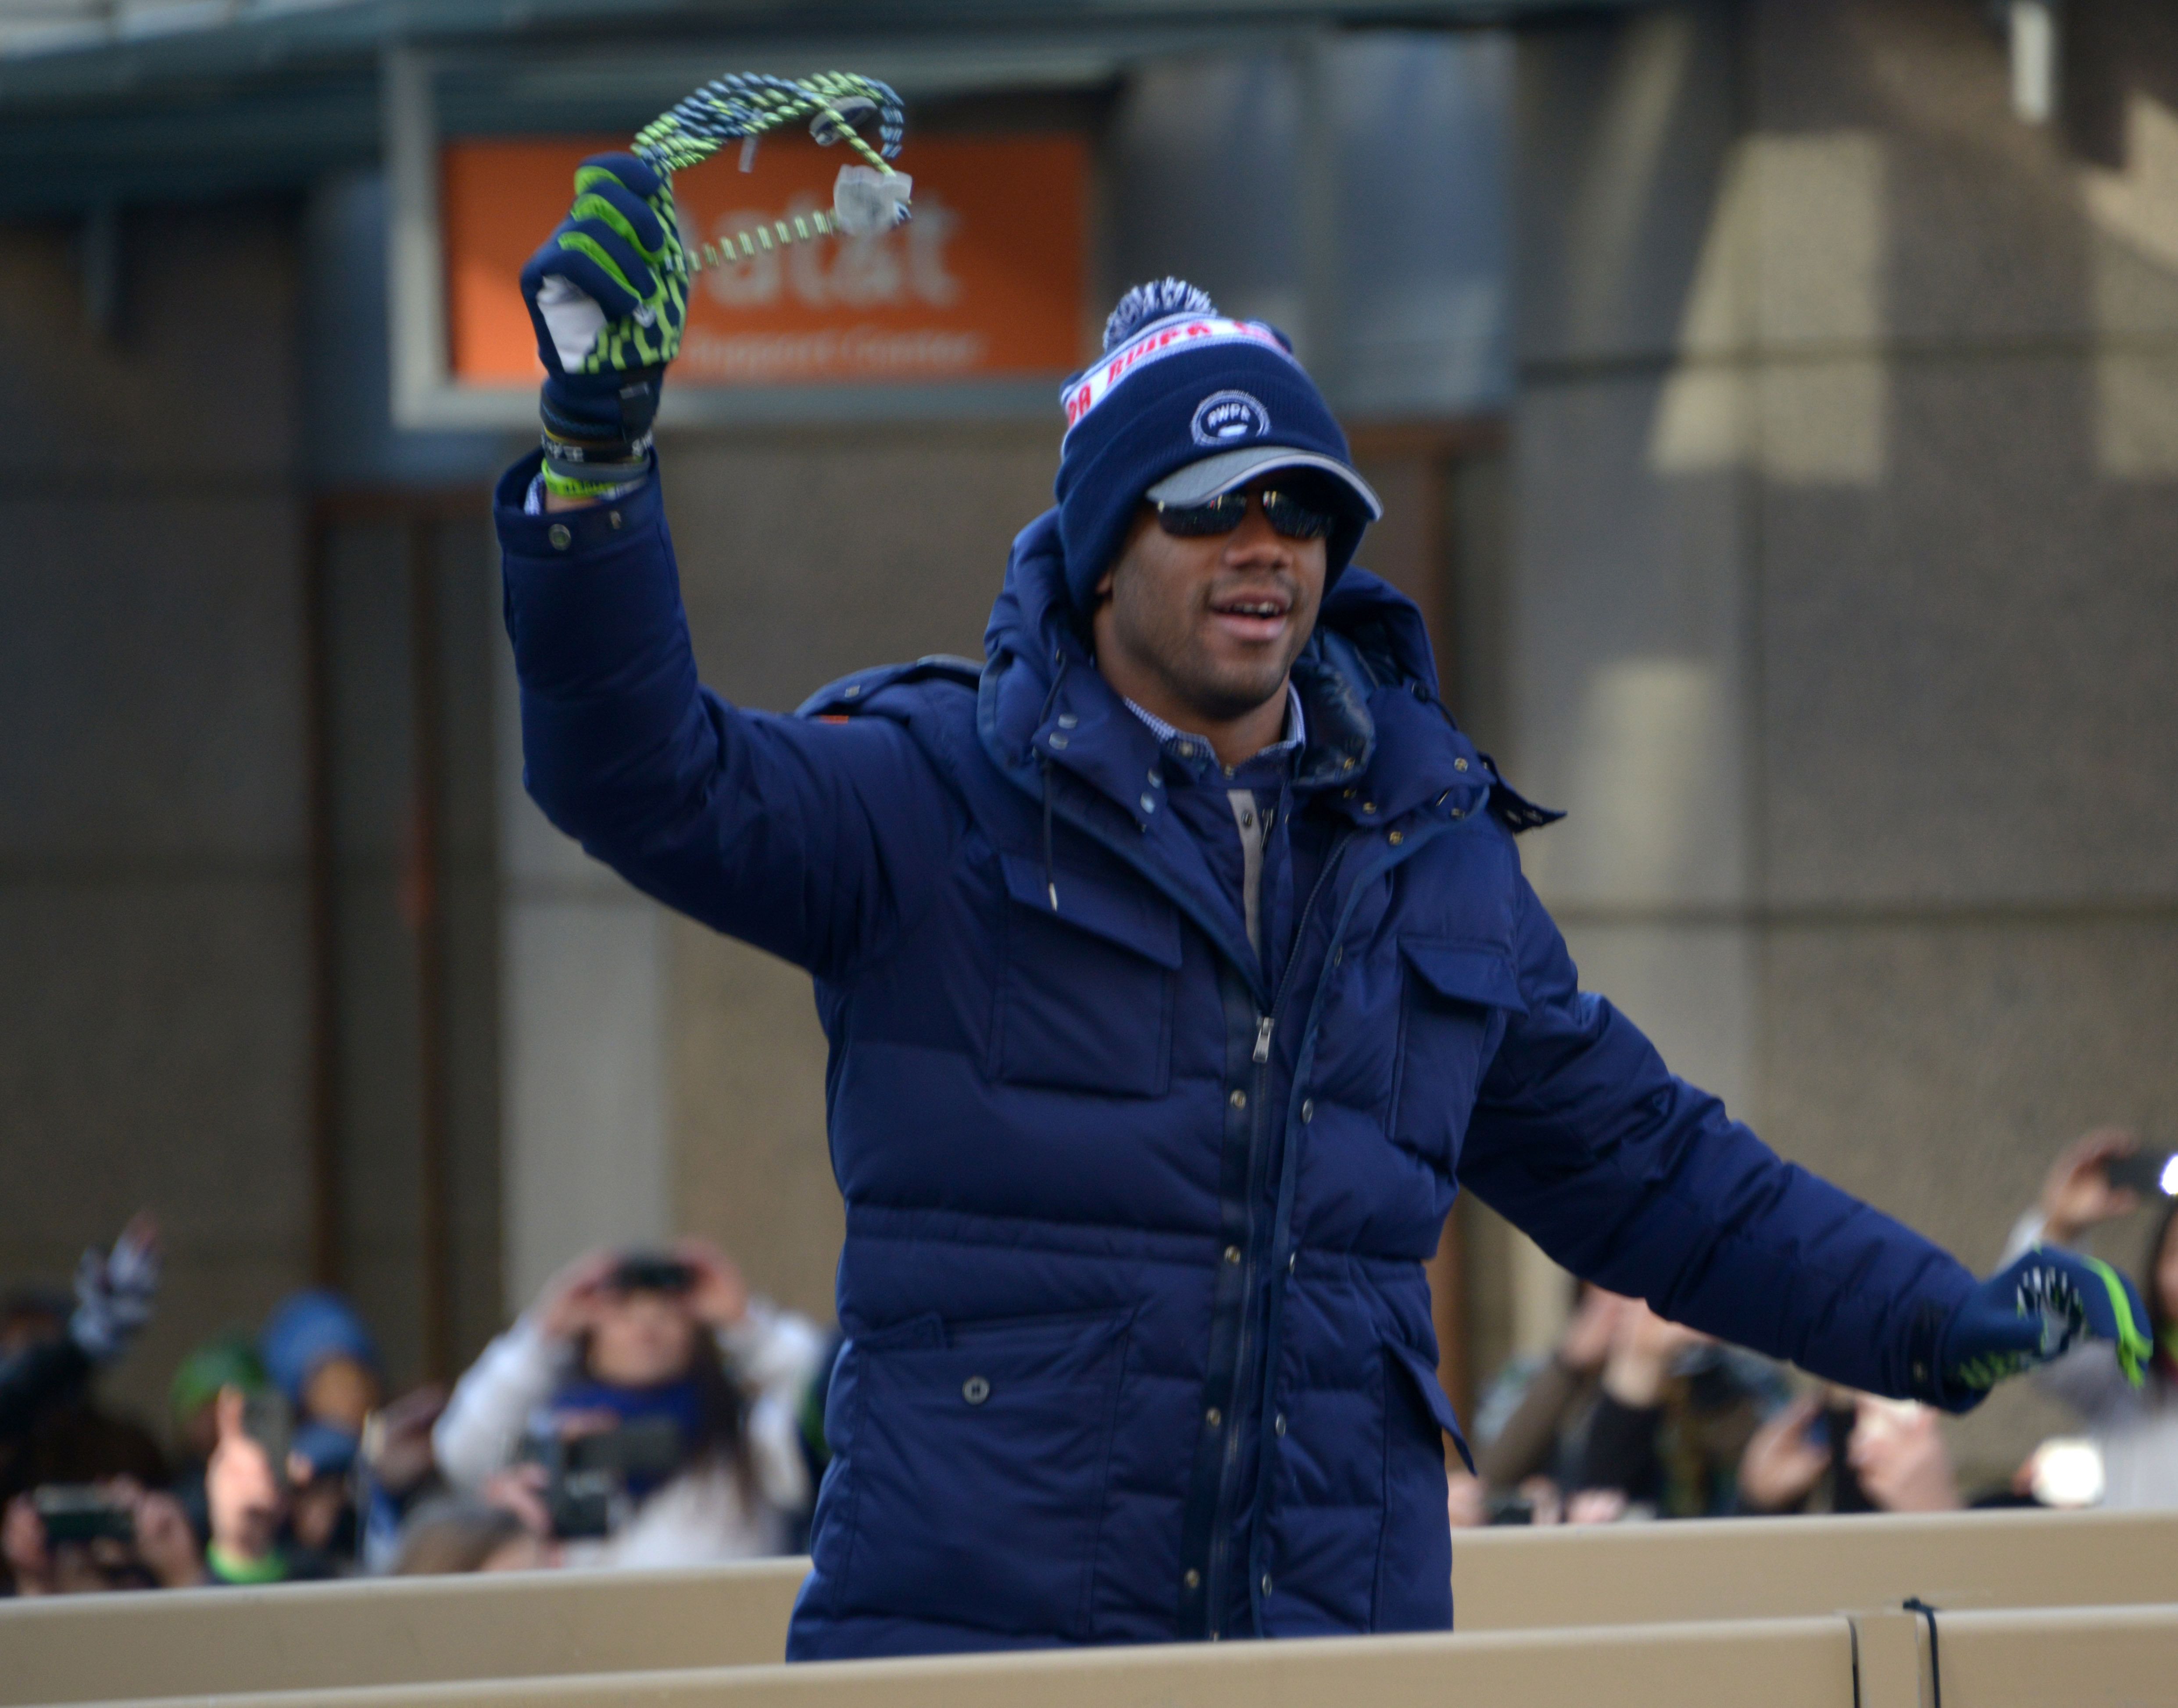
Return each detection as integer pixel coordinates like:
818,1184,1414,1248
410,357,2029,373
1507,0,2178,1480
495,635,672,1310
1504,0,1756,1358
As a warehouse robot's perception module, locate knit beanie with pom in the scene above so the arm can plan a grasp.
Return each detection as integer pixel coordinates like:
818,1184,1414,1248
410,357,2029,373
1052,279,1380,612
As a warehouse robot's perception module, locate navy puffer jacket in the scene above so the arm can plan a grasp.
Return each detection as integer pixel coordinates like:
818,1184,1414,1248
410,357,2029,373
497,453,1976,1658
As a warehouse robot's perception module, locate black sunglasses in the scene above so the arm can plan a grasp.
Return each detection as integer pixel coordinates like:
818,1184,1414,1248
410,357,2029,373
1152,485,1336,541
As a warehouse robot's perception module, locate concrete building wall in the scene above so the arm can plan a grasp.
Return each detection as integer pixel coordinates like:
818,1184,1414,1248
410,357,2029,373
1507,0,2178,1482
494,625,673,1312
0,181,516,1418
320,509,505,1383
0,203,314,1425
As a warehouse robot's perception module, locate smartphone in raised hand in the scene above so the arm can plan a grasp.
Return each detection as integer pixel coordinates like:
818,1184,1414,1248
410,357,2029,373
240,1391,295,1490
2103,1149,2178,1198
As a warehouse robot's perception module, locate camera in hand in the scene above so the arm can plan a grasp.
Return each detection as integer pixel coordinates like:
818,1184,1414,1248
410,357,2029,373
524,1416,686,1539
2103,1150,2178,1198
32,1484,135,1544
608,1252,695,1294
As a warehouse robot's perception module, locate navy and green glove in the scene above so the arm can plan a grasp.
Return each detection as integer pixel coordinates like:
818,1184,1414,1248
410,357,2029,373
519,153,688,500
1939,1243,2152,1403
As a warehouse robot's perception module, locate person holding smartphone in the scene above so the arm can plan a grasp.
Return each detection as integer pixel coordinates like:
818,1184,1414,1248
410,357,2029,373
2000,1129,2178,1508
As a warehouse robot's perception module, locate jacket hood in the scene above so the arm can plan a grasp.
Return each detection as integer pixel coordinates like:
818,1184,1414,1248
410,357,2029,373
976,506,1483,1004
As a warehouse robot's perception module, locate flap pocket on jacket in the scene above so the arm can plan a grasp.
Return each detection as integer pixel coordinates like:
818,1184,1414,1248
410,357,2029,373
1383,1338,1473,1472
836,1307,1134,1641
1389,938,1520,1163
992,856,1178,1097
1398,938,1527,1015
1375,1338,1464,1630
999,854,1184,968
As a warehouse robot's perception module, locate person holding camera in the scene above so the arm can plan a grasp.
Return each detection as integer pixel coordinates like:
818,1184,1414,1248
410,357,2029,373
1736,1387,1963,1515
1476,1286,1790,1522
1995,1129,2178,1508
431,1240,824,1569
2,1476,204,1595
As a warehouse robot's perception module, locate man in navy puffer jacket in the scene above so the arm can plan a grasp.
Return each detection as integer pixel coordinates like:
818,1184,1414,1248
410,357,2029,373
503,158,2148,1658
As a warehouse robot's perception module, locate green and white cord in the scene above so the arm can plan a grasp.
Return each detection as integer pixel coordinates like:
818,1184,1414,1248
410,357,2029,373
632,71,911,275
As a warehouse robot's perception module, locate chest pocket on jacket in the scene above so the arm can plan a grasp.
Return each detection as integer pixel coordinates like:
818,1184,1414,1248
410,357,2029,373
1388,937,1524,1163
991,854,1180,1098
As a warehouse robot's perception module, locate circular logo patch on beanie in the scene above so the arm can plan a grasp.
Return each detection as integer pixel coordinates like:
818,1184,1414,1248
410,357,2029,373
1190,390,1271,446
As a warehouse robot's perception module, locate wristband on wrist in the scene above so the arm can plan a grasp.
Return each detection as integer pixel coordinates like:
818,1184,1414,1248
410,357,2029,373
540,461,650,502
541,431,652,485
537,368,658,504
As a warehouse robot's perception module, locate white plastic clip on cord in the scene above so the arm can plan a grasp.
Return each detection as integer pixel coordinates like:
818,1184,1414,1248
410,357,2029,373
631,71,912,275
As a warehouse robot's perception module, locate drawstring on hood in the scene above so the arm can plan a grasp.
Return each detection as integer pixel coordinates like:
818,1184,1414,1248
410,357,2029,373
1041,757,1059,911
970,505,1541,1008
1035,648,1070,911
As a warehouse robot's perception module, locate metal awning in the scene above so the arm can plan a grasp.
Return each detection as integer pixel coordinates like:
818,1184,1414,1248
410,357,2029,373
0,0,1652,217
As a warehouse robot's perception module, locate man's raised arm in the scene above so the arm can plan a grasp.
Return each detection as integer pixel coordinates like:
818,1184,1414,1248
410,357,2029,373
498,153,957,979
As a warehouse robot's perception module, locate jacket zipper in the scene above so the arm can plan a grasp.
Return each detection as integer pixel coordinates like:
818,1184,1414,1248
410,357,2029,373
1202,825,1355,1637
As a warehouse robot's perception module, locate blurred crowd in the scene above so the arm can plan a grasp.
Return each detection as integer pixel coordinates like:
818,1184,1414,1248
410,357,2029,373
4,1126,2174,1596
1,1230,834,1595
1448,1128,2178,1530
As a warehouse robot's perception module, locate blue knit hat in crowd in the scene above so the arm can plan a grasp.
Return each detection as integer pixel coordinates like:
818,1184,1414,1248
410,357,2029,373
1053,279,1381,611
260,1289,380,1405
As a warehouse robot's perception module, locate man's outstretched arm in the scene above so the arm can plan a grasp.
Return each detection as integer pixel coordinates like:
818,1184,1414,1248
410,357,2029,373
1456,876,2142,1411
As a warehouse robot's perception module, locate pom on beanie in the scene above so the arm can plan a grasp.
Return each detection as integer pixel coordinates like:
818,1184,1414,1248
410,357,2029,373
1053,279,1370,611
1101,279,1218,353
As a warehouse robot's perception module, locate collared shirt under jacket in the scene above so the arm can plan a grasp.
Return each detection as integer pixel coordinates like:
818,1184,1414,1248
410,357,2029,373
495,453,1975,1659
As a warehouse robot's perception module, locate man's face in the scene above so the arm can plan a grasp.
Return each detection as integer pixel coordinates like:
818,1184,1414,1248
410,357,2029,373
1092,481,1328,725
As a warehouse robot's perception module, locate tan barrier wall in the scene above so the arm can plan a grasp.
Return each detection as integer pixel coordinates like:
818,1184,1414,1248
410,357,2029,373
1451,1506,2178,1628
7,1510,2177,1707
1890,1603,2178,1707
44,1619,1862,1708
36,1607,2178,1708
0,1561,808,1708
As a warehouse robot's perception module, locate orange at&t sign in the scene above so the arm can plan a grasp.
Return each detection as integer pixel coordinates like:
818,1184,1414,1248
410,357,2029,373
442,133,1090,389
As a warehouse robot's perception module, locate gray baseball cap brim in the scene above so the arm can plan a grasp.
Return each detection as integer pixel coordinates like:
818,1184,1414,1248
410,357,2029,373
1144,446,1383,521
